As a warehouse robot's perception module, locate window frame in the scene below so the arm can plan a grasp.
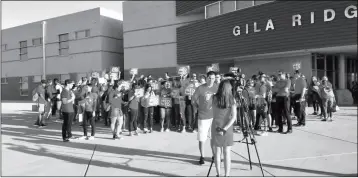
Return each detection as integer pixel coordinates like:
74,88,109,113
59,33,70,56
33,75,42,83
19,40,28,60
1,77,8,84
19,76,29,96
75,29,91,39
1,44,7,51
32,38,43,46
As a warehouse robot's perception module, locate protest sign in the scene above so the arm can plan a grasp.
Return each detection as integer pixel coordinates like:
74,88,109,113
212,63,220,72
207,66,214,72
148,95,159,107
184,83,196,96
152,82,160,91
135,88,144,98
110,72,119,80
177,66,190,76
111,66,120,73
230,67,238,73
130,68,138,75
293,62,301,70
160,97,172,108
91,72,99,78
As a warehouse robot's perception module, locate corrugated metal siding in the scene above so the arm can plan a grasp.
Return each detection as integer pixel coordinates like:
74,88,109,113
176,1,217,16
177,1,357,65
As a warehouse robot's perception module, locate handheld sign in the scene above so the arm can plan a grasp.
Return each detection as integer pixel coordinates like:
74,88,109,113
185,83,196,96
230,67,238,73
135,88,144,98
148,95,159,106
92,72,99,78
207,66,214,72
293,62,301,70
152,82,160,91
130,68,138,75
111,66,120,73
160,97,172,108
110,72,119,80
212,63,220,72
177,66,190,76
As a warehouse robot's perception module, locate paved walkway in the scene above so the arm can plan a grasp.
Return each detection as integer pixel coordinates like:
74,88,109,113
1,102,357,177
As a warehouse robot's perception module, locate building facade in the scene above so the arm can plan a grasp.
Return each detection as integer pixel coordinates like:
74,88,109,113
124,1,357,105
1,8,124,101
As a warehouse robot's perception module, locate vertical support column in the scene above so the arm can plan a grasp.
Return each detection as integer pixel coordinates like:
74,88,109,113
338,54,346,89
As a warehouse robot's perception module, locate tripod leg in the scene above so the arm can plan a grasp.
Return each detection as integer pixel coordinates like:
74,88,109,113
245,137,252,170
207,158,214,177
249,134,265,177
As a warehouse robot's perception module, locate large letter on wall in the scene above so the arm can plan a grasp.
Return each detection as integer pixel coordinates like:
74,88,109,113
324,9,336,22
292,14,302,27
345,5,357,19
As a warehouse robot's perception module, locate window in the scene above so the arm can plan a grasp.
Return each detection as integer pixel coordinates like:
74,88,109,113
221,1,235,14
60,74,70,83
1,78,8,84
59,33,69,56
33,75,42,83
254,0,272,6
75,29,90,39
20,41,28,60
205,2,220,19
1,44,7,51
20,76,29,96
236,1,253,10
32,38,43,46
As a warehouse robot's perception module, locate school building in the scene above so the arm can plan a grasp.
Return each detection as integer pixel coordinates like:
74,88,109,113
123,1,357,105
1,8,124,101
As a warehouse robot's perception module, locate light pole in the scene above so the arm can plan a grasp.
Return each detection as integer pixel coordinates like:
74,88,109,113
42,21,47,80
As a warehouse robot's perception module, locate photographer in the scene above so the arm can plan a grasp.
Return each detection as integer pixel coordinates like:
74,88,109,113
211,79,237,177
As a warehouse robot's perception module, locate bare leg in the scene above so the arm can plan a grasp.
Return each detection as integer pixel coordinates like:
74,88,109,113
224,146,232,177
215,146,222,176
199,141,205,157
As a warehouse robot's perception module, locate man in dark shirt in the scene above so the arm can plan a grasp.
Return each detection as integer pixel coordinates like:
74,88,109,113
61,79,76,142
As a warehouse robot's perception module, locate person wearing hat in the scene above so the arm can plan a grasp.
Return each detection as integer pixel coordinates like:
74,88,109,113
61,79,76,142
33,79,48,127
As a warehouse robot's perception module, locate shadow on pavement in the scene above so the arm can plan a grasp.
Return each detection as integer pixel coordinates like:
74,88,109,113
2,112,357,177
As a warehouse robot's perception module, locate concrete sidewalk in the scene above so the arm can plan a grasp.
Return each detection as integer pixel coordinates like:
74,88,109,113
1,103,357,177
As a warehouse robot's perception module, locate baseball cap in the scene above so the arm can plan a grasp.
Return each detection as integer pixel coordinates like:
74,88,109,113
41,79,46,84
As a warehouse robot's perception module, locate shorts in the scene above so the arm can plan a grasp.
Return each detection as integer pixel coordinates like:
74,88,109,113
38,104,45,113
197,118,213,142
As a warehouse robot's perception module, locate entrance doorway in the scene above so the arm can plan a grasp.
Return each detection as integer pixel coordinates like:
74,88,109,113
311,53,338,88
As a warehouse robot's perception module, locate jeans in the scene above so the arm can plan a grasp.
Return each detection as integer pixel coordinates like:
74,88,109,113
62,112,74,140
83,111,95,136
185,103,194,129
275,96,292,131
111,115,123,136
293,94,306,125
160,107,172,129
142,107,154,130
322,97,334,119
129,109,138,132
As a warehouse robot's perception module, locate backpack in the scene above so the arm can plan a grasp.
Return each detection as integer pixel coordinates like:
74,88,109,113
32,87,39,102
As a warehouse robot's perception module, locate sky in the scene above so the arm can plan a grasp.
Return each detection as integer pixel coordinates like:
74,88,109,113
1,1,123,29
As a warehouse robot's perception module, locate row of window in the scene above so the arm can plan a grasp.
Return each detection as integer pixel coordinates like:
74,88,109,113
1,73,90,96
1,29,91,59
205,0,272,19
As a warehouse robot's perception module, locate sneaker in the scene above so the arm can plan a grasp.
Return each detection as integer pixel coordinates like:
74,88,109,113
87,136,95,140
129,132,133,136
261,132,268,136
321,118,327,121
193,129,198,133
181,129,185,133
115,135,123,140
312,112,317,115
68,137,76,140
149,128,153,133
160,128,164,132
113,134,116,139
199,156,205,165
63,139,70,142
33,123,40,126
78,136,87,140
165,129,170,132
134,131,139,136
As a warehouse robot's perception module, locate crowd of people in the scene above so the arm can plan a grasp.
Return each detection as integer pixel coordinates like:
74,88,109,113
31,67,340,177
